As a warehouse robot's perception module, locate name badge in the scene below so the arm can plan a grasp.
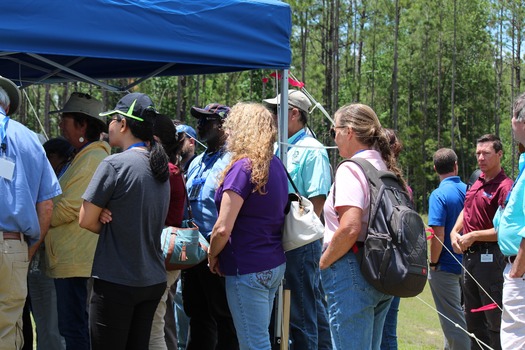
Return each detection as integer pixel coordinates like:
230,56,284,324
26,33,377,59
481,253,493,263
0,156,15,181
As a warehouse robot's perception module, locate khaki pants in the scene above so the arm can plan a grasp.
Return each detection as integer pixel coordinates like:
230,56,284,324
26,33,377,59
149,270,180,350
0,234,29,350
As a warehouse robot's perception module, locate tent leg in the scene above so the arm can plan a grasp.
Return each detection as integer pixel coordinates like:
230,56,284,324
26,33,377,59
280,286,291,350
272,280,290,350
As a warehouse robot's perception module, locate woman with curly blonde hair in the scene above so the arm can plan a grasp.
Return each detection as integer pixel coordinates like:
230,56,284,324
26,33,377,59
208,102,289,350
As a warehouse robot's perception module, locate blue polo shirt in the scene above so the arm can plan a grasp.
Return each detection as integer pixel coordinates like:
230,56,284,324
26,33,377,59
495,154,525,257
276,129,331,198
0,116,61,245
428,176,466,274
186,149,231,238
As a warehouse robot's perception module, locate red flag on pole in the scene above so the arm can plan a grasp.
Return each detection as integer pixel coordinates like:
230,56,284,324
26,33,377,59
288,77,305,88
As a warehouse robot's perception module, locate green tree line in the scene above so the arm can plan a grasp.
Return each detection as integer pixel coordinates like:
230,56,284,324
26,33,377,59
12,0,525,212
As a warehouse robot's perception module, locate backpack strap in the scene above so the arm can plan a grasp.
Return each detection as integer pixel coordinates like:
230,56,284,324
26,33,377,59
333,158,382,250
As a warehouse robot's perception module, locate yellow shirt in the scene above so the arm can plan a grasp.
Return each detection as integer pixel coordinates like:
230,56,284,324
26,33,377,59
45,141,111,278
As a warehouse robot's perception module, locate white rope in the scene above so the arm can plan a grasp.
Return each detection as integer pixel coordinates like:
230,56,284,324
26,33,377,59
430,231,503,312
22,89,48,141
276,141,337,150
417,230,503,349
288,72,335,126
415,295,494,350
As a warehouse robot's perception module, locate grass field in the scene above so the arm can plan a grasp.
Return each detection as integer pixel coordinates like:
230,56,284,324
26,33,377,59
398,283,443,349
397,280,444,349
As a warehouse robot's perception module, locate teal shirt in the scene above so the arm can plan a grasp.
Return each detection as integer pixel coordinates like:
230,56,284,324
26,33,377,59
495,153,525,256
276,129,331,198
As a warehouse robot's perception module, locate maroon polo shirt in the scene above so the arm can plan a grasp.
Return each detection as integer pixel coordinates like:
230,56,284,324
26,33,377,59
463,169,513,239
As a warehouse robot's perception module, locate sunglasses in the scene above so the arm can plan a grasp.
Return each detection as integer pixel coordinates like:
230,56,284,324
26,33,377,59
197,116,221,126
329,125,348,139
106,114,123,126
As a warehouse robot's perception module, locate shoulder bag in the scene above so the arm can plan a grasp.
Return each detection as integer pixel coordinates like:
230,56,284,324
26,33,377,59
160,177,209,270
282,169,325,251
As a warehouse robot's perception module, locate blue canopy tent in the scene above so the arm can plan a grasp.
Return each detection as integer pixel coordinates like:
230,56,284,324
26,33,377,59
0,0,291,89
0,0,292,162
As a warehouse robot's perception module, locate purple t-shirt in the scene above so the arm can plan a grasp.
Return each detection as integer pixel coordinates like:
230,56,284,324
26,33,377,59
214,156,288,275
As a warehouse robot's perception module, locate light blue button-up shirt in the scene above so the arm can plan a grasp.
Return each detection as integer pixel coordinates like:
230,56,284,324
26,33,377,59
0,115,61,245
276,129,331,198
186,149,231,238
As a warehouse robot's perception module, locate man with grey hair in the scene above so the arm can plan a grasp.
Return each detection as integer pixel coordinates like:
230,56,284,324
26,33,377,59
494,92,525,349
428,148,470,349
0,76,61,349
263,90,332,350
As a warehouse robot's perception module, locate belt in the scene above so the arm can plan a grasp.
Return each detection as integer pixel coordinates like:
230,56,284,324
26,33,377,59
506,256,517,264
465,242,498,254
1,231,22,240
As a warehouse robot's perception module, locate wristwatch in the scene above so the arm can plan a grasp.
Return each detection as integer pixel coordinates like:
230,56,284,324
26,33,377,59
429,262,439,267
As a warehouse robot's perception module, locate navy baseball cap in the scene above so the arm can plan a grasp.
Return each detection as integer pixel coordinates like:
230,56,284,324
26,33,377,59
190,103,230,120
100,93,156,122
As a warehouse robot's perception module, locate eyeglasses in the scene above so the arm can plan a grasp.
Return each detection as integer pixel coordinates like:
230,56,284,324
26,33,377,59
106,114,123,126
329,125,348,139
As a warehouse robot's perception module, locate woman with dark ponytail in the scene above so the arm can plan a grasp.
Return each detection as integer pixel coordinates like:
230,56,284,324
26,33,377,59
79,93,170,349
149,113,186,350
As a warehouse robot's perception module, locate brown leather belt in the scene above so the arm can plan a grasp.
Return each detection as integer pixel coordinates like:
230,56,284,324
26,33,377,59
1,232,22,240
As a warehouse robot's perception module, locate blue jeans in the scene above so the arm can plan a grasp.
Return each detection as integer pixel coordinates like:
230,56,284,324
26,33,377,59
28,246,65,350
380,296,400,350
321,251,393,350
285,239,332,350
54,277,90,350
175,278,189,350
225,263,286,350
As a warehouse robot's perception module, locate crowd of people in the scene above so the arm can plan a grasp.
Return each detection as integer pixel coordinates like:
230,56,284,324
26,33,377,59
1,71,525,350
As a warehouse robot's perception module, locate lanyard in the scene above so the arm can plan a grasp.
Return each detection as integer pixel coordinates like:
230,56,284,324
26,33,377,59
275,129,307,156
194,150,222,180
0,113,9,154
126,142,147,150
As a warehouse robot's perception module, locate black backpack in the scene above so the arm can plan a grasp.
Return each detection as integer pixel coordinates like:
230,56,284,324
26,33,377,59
336,158,428,297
